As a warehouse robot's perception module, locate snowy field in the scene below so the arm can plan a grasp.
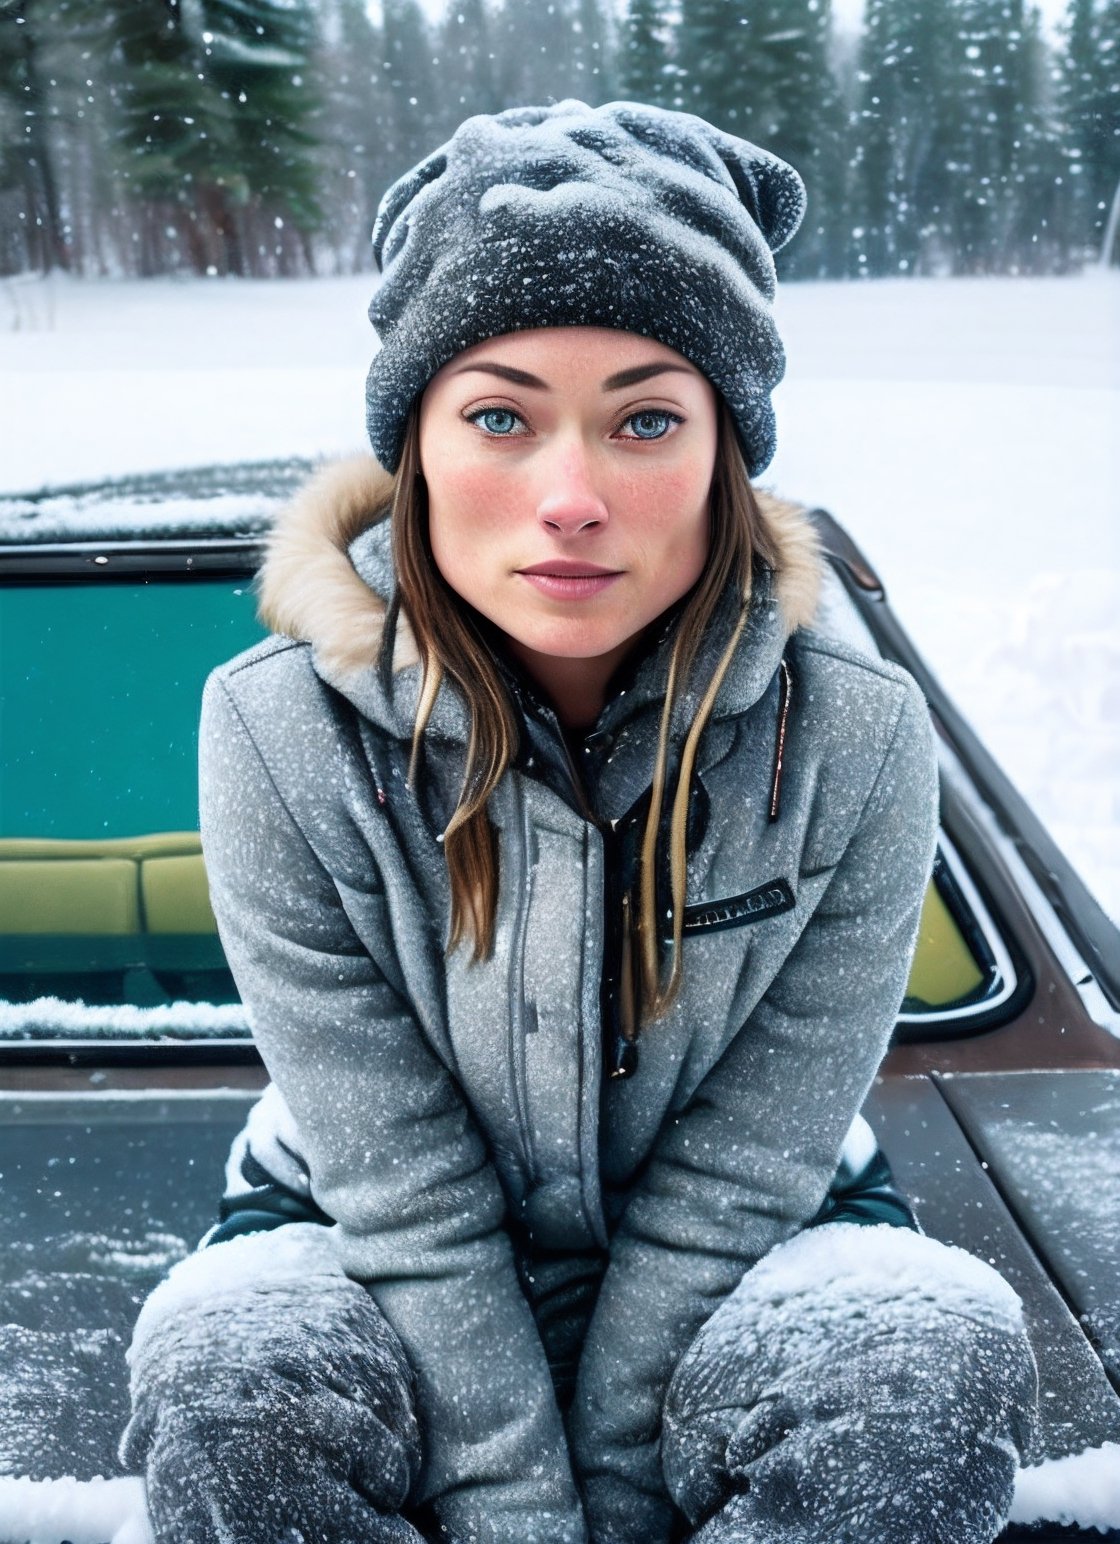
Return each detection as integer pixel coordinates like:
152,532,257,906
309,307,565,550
1,268,1117,926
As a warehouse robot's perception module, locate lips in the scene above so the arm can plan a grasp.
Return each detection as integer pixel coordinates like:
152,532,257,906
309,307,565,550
515,561,624,600
517,561,622,577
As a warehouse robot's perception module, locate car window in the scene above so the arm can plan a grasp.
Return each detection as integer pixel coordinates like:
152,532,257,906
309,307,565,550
1,567,265,1042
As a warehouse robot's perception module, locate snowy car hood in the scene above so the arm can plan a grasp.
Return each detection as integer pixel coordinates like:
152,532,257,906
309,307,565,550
0,459,313,545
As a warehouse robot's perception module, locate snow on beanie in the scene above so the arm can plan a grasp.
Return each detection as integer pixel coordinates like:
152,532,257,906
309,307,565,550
364,98,806,478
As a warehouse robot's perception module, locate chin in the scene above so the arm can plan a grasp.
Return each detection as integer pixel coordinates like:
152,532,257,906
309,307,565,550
511,621,634,662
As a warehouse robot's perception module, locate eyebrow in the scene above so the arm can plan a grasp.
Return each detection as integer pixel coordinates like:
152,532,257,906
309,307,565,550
449,361,696,391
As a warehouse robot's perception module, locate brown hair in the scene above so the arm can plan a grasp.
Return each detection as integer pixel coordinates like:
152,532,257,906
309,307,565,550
389,391,780,1022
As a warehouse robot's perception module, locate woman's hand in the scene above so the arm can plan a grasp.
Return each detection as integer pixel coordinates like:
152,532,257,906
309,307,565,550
661,1224,1039,1544
121,1225,426,1544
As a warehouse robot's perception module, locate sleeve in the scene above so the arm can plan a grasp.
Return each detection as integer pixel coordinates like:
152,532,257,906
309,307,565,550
201,1081,336,1247
566,679,940,1543
199,673,588,1544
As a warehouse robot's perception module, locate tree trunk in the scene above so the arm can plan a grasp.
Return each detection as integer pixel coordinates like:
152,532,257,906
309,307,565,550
14,0,71,272
1100,173,1120,269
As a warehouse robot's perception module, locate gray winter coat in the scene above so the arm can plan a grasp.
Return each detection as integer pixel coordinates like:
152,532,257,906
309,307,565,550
197,454,940,1544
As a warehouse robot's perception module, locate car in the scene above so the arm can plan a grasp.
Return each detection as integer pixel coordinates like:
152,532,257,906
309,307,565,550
0,461,1117,1543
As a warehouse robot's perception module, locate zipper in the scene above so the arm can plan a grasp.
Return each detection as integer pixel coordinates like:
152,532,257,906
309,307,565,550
507,781,538,1181
526,700,640,1079
601,815,641,1080
556,720,599,827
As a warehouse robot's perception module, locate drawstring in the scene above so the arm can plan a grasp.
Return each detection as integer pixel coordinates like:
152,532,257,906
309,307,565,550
768,658,792,823
611,654,793,1080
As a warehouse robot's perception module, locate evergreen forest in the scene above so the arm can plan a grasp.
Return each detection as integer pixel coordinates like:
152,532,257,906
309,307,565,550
0,0,1117,281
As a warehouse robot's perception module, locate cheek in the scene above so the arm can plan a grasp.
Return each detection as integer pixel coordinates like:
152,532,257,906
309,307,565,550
631,467,710,568
430,464,518,542
427,467,519,600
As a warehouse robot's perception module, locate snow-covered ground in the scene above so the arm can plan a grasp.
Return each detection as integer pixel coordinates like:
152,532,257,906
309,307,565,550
771,272,1120,931
1,268,1117,924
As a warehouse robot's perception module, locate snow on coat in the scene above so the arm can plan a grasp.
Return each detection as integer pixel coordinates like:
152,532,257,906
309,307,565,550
189,453,941,1542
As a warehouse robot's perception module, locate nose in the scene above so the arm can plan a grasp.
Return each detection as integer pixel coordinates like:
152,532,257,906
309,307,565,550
535,437,609,537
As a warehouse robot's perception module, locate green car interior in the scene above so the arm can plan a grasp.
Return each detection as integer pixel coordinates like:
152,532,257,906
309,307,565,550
0,575,1000,1035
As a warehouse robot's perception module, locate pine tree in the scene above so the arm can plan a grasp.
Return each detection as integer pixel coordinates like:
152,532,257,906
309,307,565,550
856,0,1064,275
197,0,324,274
674,0,828,152
84,0,325,275
489,0,587,108
1094,0,1120,262
1059,0,1098,252
438,0,498,122
0,0,71,272
0,0,1093,277
1060,0,1120,260
316,0,386,273
674,0,843,277
95,0,240,275
673,0,742,120
764,0,846,279
940,0,1026,273
379,0,439,178
1004,1,1066,273
617,0,674,108
856,0,961,275
570,0,614,103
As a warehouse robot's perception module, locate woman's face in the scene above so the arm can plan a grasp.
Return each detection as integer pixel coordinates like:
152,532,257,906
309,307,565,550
417,326,718,687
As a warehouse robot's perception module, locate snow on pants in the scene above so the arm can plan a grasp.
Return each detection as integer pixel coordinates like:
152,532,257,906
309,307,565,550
659,1223,1040,1544
116,1220,1042,1544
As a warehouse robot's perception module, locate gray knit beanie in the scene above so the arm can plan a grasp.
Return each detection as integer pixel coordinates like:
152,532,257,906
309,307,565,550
365,99,806,478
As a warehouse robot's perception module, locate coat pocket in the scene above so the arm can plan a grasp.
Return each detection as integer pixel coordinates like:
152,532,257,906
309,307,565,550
670,877,797,941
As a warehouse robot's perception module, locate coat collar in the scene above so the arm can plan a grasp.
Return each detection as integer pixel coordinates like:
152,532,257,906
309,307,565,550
255,452,824,748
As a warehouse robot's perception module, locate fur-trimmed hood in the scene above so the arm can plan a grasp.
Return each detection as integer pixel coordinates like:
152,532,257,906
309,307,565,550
253,452,824,737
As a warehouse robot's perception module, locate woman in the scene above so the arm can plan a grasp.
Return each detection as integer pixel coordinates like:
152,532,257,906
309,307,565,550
123,100,1039,1544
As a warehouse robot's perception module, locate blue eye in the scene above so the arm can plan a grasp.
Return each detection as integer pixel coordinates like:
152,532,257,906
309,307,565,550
468,407,523,436
626,410,678,440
